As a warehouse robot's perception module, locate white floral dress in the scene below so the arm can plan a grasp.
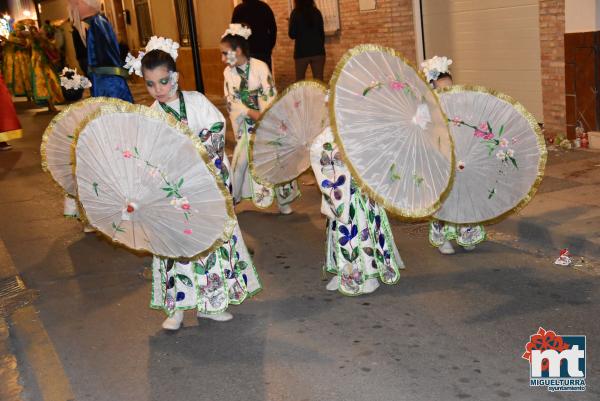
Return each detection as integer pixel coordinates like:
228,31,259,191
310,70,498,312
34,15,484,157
150,91,261,316
429,220,486,248
224,58,300,208
310,128,405,296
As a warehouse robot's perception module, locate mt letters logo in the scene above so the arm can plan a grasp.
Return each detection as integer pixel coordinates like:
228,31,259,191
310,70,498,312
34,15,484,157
522,327,586,392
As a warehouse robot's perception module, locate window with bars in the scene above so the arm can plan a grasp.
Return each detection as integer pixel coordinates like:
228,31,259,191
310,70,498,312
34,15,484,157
288,0,340,35
174,0,191,46
134,0,153,45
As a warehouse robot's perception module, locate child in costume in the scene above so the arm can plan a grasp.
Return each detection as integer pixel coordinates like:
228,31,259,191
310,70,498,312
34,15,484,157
310,127,405,295
421,56,486,255
220,24,300,214
30,26,64,112
2,21,33,100
124,37,261,330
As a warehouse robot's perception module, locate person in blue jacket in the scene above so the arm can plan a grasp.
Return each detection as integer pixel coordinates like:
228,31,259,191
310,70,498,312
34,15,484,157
69,0,133,102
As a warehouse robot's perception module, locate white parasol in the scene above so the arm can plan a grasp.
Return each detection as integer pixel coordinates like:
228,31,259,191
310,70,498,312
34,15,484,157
73,104,236,259
434,86,546,224
41,97,130,196
251,80,329,185
330,45,454,218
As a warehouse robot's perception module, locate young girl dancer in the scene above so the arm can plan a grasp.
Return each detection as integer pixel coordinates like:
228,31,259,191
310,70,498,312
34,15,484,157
220,24,300,214
421,56,486,255
125,37,261,330
310,127,405,295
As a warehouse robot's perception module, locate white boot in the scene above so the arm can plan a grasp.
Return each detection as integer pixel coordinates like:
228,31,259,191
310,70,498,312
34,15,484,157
362,278,380,294
63,196,79,218
326,276,339,291
197,311,233,322
83,224,96,233
438,240,455,255
278,202,293,215
162,310,184,330
462,244,476,252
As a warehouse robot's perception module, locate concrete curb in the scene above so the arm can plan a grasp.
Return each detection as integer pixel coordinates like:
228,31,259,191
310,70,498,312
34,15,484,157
0,240,75,401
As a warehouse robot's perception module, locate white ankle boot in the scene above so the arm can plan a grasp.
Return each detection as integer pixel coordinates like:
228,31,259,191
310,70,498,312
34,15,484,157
438,240,455,255
197,311,233,322
162,310,184,330
326,276,339,291
278,203,293,215
83,224,96,233
362,278,380,294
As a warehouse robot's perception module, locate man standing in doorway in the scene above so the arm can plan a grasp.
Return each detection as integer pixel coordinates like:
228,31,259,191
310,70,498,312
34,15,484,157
231,0,277,70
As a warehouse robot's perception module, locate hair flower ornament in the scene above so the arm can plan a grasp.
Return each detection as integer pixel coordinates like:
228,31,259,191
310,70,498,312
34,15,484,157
420,56,453,82
222,23,252,39
123,36,180,77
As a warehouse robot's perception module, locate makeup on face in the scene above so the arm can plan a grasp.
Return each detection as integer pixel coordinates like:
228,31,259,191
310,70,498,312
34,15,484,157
143,65,177,103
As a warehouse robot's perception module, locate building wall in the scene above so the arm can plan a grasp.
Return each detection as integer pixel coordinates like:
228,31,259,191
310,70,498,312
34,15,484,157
269,0,417,89
421,0,544,122
196,0,234,48
122,0,141,50
565,0,600,33
539,0,566,137
148,0,178,42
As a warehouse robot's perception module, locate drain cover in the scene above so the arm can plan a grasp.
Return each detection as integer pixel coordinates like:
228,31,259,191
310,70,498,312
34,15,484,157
0,276,38,318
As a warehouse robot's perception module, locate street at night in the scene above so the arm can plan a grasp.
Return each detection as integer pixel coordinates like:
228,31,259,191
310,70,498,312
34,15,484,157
1,98,599,400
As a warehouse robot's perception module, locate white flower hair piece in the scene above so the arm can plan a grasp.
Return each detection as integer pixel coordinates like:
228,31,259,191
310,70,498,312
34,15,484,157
145,36,180,61
222,23,252,39
420,56,453,82
123,36,180,76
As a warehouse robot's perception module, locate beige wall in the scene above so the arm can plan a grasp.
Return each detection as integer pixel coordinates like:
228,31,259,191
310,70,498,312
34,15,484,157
196,0,234,48
565,0,600,33
422,0,543,121
148,0,178,41
122,0,141,49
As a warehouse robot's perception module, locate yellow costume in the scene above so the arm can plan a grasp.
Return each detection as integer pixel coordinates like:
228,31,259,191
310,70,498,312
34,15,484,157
30,28,64,106
2,22,32,98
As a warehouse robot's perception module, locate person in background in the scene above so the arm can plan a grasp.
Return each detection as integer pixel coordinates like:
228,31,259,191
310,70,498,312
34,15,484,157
288,0,325,81
68,0,133,102
59,18,83,73
30,25,64,112
231,0,277,71
2,21,33,100
221,24,300,214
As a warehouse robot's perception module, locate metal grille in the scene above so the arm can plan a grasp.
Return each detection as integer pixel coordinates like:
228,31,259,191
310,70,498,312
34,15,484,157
0,276,38,318
134,0,153,46
174,0,191,47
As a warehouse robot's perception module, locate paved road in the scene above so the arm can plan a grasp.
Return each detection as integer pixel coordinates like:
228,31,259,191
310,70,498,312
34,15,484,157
1,101,599,401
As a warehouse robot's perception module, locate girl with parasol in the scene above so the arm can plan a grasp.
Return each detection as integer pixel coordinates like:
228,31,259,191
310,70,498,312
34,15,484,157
421,56,486,255
124,37,262,330
310,126,405,295
220,24,300,214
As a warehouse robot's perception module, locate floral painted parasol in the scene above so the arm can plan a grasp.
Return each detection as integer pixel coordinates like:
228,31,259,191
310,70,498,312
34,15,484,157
330,45,454,218
41,97,129,196
73,104,236,259
251,80,329,185
433,86,546,224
